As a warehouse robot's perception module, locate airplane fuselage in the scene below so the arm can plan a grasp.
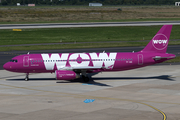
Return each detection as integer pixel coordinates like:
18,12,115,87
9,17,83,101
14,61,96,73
4,52,174,73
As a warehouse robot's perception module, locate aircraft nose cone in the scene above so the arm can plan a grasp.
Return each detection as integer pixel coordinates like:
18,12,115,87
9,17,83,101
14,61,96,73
3,63,11,71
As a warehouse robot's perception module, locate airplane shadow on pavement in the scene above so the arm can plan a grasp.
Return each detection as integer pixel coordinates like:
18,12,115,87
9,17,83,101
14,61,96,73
56,74,175,87
6,74,175,87
91,75,175,81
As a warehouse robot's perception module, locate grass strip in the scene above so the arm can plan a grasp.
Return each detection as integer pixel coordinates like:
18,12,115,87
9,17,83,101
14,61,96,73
1,5,180,24
1,25,180,45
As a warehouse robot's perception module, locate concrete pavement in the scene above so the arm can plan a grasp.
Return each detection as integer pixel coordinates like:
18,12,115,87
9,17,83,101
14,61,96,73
0,64,180,120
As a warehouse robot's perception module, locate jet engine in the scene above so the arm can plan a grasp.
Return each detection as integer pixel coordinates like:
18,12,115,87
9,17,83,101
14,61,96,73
55,70,80,80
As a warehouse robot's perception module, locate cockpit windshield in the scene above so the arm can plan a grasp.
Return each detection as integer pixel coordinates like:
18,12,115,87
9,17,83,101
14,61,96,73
10,59,18,62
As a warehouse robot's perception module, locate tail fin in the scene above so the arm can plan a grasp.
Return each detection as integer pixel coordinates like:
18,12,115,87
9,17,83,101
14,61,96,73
141,25,172,53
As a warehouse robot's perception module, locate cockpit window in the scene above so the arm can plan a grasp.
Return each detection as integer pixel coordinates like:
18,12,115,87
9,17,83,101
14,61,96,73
10,59,18,62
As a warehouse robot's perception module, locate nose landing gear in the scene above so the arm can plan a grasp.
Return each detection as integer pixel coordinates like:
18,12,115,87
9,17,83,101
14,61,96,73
25,73,29,81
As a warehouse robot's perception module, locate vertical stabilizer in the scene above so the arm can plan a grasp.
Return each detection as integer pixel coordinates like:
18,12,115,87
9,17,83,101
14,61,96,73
141,25,172,53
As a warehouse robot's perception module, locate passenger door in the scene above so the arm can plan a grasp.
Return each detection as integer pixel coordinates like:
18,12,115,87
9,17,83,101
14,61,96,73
138,54,143,65
23,56,29,67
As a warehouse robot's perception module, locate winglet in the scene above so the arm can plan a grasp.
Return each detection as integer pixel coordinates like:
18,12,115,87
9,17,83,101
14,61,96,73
141,25,172,53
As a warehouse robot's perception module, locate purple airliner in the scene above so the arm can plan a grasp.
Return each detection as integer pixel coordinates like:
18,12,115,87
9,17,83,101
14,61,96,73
3,25,175,82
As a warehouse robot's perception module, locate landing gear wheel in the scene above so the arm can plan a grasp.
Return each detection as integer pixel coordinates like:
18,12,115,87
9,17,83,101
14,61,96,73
82,75,89,83
25,77,29,81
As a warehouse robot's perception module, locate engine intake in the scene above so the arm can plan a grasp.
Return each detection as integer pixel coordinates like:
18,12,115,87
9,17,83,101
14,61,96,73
55,70,80,80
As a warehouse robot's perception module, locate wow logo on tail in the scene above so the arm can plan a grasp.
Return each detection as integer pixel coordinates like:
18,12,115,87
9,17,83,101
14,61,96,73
142,25,172,53
152,34,168,50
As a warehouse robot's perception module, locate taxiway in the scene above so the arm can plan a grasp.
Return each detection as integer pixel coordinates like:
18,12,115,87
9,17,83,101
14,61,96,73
1,21,180,29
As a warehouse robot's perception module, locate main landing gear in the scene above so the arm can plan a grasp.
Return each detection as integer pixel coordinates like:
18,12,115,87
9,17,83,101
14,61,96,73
82,75,89,83
81,70,89,83
25,73,29,81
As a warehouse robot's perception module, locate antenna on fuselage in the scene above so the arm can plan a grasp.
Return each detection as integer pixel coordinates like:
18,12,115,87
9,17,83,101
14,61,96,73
27,52,30,54
103,50,105,53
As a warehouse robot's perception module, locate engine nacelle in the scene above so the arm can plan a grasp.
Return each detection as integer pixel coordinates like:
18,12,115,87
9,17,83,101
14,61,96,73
55,70,80,80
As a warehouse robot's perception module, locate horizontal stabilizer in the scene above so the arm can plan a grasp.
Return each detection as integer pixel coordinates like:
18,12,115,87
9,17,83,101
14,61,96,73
153,55,176,61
